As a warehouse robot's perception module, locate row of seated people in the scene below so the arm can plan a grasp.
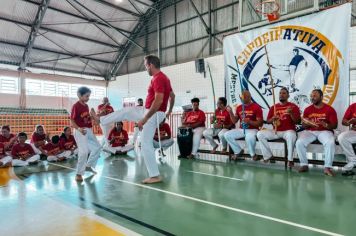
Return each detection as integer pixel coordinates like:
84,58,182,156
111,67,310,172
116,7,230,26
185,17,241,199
180,88,356,177
0,125,78,167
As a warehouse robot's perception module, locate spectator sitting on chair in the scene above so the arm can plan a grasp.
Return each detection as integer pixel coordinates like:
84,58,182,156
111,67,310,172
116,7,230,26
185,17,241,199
203,97,233,154
30,125,50,155
338,102,356,176
43,135,72,162
11,132,40,167
59,127,78,158
181,97,206,159
103,122,134,155
153,119,174,152
0,125,18,154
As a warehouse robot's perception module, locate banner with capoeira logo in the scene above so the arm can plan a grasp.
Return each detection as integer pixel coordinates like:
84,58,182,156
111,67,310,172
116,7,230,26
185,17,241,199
224,3,351,129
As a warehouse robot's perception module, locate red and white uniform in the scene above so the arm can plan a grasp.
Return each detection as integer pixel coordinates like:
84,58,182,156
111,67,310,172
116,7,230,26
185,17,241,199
0,133,17,152
43,143,72,162
71,101,101,176
296,104,338,168
103,129,134,154
0,142,12,166
98,71,173,177
97,104,114,116
183,109,206,155
225,103,263,157
59,135,77,150
98,103,114,146
153,123,174,150
257,102,301,161
338,103,356,171
11,143,40,167
30,132,47,154
203,108,233,150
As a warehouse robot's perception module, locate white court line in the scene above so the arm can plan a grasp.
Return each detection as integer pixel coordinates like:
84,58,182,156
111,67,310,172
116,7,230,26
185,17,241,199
186,170,244,181
49,163,344,236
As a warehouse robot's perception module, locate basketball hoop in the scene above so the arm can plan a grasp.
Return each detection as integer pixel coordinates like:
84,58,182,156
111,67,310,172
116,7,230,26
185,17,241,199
255,0,280,22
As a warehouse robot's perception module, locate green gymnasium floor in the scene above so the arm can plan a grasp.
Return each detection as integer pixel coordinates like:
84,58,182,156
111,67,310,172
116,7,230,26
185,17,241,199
0,143,355,236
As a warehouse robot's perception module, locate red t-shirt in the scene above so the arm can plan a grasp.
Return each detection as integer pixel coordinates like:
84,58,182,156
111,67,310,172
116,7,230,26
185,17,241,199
183,109,206,127
71,101,92,128
59,135,77,150
43,143,61,155
11,143,35,159
235,103,263,129
97,104,114,115
0,142,5,156
31,132,47,147
0,133,16,151
267,102,301,131
215,108,233,127
108,129,129,147
145,71,173,112
154,123,171,141
343,103,356,128
303,104,338,131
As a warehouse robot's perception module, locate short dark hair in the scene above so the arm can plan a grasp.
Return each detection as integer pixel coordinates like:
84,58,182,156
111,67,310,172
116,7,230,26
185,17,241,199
18,132,27,138
312,89,323,97
144,55,160,69
51,135,60,144
280,87,289,94
191,97,200,103
77,86,91,96
1,125,10,131
116,121,123,126
137,98,143,102
35,125,43,132
218,97,227,106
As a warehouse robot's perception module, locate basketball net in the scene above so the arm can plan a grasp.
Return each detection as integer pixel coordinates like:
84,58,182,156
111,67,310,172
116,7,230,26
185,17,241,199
255,0,281,22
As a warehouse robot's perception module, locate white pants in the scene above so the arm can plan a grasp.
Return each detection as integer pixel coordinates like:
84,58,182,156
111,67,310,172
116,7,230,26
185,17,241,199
0,156,12,166
12,155,40,167
153,139,174,150
132,127,141,145
103,144,135,154
47,150,72,162
100,106,164,177
257,130,297,161
191,127,206,155
74,128,102,175
224,129,258,157
338,130,356,171
203,128,229,150
296,130,335,168
100,124,114,146
30,144,42,155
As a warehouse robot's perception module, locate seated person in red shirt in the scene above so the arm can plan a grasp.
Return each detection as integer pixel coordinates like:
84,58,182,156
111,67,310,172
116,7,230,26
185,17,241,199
181,98,206,158
296,89,337,176
59,127,78,158
153,119,174,150
103,122,134,155
30,125,50,155
11,132,40,167
0,125,18,154
97,97,115,146
0,142,12,168
43,135,72,162
203,97,234,154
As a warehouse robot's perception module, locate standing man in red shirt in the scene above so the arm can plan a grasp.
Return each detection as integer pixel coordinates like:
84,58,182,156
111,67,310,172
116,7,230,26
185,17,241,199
224,90,263,161
103,122,134,155
91,55,175,184
296,89,338,176
338,102,356,175
257,87,301,166
203,97,233,154
181,98,206,158
97,97,114,147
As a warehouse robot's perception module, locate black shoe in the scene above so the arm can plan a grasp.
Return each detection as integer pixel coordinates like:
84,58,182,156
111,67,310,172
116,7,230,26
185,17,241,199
341,170,355,176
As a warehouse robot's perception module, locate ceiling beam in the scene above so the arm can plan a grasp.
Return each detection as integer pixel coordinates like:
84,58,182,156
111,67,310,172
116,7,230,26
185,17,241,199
0,16,120,48
91,0,141,17
20,0,51,70
21,0,132,34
